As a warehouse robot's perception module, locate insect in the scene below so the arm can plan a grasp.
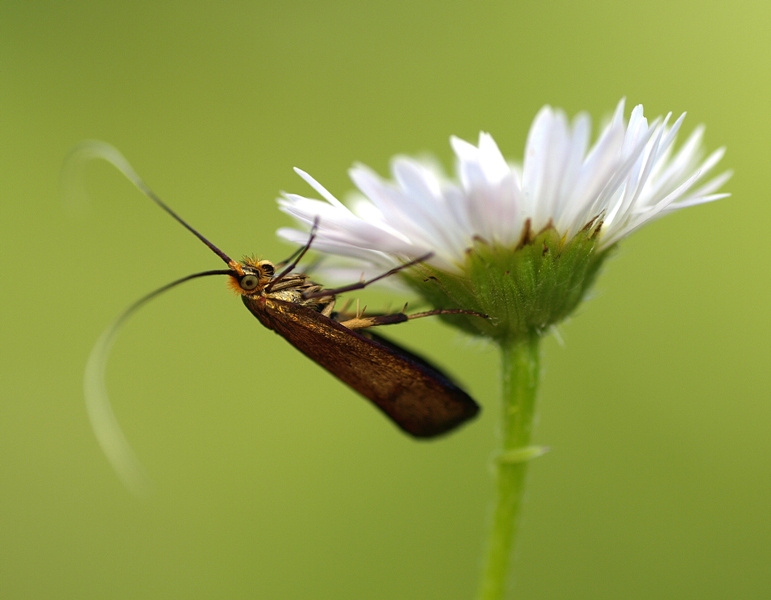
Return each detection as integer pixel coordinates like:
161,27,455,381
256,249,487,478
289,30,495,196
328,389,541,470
78,143,481,492
232,245,482,438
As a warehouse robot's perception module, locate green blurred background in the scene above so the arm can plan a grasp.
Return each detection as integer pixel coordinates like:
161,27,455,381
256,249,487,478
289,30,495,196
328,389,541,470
1,1,768,598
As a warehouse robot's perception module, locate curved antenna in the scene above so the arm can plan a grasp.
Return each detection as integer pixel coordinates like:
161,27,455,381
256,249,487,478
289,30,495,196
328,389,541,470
85,269,232,496
65,141,236,267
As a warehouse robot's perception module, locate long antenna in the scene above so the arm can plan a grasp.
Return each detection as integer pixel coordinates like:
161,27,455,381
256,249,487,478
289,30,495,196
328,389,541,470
67,140,246,495
65,141,237,267
85,269,234,497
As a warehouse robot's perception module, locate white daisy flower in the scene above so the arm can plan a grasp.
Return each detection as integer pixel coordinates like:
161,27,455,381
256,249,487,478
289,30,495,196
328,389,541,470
277,100,729,342
276,101,728,592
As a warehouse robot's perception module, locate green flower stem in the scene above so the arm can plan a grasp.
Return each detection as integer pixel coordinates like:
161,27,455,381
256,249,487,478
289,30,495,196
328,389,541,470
477,335,542,600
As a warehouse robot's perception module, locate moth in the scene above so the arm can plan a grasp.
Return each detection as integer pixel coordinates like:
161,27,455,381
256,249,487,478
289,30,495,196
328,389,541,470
79,143,481,493
229,223,484,436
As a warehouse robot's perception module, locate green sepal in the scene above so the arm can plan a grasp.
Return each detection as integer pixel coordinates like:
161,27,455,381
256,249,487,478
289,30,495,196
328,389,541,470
403,224,614,345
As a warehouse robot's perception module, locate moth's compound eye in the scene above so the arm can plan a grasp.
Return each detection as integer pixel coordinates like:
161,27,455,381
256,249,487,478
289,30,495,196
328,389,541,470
240,274,260,291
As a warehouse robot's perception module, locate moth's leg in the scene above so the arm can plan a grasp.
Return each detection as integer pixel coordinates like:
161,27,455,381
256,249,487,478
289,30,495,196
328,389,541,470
320,298,336,318
267,217,319,292
302,253,433,300
336,307,486,331
274,245,305,270
275,254,325,277
406,308,488,321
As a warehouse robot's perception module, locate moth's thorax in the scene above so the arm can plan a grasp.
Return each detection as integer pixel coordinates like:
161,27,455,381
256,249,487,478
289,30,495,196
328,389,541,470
268,273,334,313
229,259,334,314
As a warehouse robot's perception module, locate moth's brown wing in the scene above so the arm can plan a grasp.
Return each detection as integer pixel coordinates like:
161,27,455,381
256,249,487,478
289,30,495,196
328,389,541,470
243,296,479,437
357,329,462,385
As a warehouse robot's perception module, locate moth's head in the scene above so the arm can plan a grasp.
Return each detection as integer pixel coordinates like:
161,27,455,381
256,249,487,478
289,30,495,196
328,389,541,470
227,258,276,296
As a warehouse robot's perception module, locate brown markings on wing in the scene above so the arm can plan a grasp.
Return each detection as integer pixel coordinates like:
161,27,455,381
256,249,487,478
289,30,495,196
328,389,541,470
242,296,479,437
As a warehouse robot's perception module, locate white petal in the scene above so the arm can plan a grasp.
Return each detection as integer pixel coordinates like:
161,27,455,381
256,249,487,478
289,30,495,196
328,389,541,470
276,99,728,269
293,167,348,209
